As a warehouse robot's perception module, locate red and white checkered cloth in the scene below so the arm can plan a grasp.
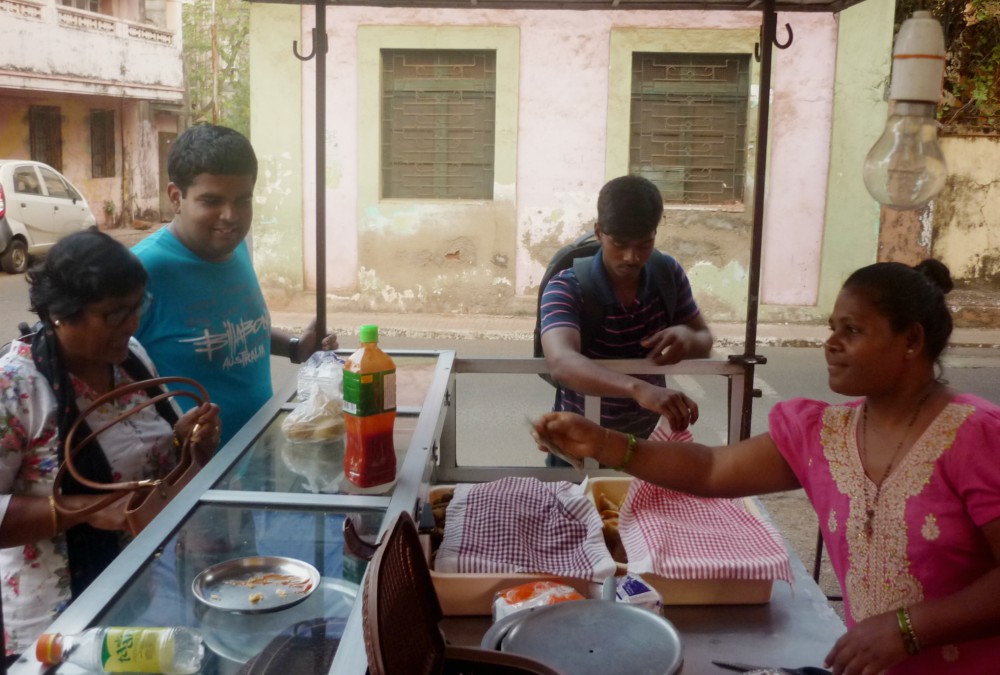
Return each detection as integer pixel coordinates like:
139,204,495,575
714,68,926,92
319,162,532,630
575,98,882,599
619,425,793,585
434,477,618,581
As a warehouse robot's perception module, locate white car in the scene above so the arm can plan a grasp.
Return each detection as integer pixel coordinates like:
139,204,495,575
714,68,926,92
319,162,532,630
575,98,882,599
0,159,98,274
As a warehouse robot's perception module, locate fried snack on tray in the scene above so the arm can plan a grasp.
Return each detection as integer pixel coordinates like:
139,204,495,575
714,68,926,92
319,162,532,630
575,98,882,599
596,491,628,564
429,489,453,553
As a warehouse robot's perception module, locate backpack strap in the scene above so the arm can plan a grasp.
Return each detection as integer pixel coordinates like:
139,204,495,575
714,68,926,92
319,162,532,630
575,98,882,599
645,250,678,323
572,255,604,353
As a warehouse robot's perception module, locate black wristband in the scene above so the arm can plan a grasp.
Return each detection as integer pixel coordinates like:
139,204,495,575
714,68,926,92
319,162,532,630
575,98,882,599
288,337,302,364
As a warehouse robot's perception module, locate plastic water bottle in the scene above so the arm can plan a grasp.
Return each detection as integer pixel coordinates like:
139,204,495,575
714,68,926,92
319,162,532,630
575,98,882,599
36,626,204,674
342,324,397,489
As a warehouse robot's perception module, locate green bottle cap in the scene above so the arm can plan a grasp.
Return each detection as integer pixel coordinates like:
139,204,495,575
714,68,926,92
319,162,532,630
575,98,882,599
359,324,379,343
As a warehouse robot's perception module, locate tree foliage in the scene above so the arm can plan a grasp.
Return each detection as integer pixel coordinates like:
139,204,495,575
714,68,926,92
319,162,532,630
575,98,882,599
182,0,250,136
898,0,1000,134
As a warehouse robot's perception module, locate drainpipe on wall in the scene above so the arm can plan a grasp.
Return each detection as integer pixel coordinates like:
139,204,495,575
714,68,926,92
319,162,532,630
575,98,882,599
119,97,127,228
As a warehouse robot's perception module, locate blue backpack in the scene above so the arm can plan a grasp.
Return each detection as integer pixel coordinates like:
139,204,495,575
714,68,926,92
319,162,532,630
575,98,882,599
533,232,678,385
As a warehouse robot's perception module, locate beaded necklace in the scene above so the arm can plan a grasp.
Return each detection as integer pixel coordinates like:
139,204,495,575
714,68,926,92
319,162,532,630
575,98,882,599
860,382,937,538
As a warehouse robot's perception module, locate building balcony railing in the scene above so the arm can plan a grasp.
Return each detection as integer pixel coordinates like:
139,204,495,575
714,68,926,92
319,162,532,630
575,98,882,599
0,0,182,101
58,6,175,45
0,1,176,46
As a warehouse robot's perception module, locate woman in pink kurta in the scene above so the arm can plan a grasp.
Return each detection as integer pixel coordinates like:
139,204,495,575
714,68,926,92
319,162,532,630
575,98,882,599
535,259,1000,675
769,395,1000,672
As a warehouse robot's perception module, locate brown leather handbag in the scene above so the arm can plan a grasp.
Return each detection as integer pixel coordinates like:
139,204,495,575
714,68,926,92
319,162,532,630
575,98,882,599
53,376,210,536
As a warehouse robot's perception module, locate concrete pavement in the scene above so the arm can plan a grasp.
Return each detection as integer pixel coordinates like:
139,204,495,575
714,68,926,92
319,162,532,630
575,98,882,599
271,307,1000,350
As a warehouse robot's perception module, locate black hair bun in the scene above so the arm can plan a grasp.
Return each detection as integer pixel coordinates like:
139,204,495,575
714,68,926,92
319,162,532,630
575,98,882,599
915,259,954,295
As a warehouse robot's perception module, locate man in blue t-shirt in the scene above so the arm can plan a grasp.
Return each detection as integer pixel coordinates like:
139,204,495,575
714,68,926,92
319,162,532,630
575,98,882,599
134,125,336,447
539,175,713,461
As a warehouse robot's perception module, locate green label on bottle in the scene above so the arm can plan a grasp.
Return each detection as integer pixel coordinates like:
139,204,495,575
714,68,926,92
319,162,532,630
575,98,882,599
101,628,167,673
342,369,396,417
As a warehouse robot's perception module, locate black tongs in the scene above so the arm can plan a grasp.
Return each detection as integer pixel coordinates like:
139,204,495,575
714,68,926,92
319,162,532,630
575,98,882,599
713,660,831,675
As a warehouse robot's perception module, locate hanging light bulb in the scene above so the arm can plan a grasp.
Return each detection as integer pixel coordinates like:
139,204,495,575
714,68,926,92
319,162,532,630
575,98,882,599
862,10,947,210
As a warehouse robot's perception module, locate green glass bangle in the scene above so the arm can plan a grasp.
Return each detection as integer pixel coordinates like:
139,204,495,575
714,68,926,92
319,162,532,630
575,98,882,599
613,433,637,472
896,607,921,656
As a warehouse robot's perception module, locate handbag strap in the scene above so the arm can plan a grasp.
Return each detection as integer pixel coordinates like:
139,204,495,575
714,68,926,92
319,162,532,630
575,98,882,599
58,376,209,500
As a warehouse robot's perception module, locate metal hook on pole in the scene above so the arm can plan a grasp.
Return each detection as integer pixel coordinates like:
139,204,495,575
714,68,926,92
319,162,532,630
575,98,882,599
294,28,317,61
754,22,793,62
774,23,793,49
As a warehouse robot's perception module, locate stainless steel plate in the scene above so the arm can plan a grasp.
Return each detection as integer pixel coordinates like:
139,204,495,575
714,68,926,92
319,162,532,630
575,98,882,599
199,577,357,663
192,556,321,614
485,600,683,675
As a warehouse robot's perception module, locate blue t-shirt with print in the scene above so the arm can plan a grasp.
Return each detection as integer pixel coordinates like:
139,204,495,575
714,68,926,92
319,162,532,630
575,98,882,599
133,227,272,447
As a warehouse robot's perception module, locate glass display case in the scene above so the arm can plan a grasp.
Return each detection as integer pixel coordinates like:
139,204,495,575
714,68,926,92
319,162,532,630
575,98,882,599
10,351,844,675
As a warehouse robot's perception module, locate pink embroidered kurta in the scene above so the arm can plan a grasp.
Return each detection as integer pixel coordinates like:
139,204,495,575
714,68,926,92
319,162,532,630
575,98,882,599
769,395,1000,674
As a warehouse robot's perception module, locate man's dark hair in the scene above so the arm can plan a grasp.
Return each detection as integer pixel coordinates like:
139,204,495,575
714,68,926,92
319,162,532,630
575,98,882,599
27,228,148,324
596,175,664,239
168,124,258,195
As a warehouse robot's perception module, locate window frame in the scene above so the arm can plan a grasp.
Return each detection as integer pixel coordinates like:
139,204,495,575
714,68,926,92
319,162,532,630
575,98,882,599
29,106,63,172
357,25,519,210
629,51,752,206
379,48,498,201
605,28,759,212
90,109,117,179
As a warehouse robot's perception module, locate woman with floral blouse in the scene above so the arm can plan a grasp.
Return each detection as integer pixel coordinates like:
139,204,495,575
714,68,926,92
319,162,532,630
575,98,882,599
0,230,220,659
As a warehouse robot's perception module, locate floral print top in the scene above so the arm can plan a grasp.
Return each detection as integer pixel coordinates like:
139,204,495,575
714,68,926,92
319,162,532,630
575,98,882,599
0,339,177,655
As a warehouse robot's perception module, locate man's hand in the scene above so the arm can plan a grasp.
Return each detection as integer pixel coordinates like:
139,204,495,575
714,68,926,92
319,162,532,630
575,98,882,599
642,325,699,365
633,382,698,431
299,319,339,357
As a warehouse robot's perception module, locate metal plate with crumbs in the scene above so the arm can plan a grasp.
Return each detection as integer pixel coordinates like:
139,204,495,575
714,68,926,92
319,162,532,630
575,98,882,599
192,556,321,614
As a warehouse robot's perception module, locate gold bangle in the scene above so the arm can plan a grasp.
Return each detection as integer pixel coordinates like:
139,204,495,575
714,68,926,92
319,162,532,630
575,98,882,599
48,495,59,536
613,434,637,472
896,607,921,655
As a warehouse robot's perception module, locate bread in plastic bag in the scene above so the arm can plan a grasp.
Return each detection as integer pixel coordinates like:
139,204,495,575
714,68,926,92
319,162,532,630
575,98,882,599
284,352,347,442
296,350,346,401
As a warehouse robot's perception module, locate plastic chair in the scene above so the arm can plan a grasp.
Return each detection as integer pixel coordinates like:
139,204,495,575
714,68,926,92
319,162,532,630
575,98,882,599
362,511,565,675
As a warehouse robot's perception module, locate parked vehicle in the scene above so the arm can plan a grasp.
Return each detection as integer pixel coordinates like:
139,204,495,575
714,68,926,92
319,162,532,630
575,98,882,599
0,160,98,274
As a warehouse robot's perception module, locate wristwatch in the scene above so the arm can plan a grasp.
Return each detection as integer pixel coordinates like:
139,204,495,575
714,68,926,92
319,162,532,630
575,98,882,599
288,337,302,364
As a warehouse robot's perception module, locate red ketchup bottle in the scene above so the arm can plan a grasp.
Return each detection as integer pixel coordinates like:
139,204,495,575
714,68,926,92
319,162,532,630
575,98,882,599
342,324,397,488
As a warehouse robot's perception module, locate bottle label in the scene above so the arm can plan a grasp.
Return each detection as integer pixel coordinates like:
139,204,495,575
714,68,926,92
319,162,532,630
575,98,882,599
101,628,168,673
343,369,396,417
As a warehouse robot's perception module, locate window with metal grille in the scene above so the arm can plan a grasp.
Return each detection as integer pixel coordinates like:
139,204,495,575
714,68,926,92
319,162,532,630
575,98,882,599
61,0,100,12
381,49,496,200
630,53,750,206
91,109,116,178
29,106,63,172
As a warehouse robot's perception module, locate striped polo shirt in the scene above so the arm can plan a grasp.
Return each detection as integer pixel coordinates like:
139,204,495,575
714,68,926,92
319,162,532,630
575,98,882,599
539,250,700,438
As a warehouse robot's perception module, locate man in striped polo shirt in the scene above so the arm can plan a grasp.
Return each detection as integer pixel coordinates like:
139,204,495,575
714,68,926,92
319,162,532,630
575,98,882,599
539,175,713,466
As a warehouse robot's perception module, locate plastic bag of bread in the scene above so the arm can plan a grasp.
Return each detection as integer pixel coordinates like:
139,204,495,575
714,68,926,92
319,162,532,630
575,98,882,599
282,383,346,442
297,351,345,400
492,581,585,622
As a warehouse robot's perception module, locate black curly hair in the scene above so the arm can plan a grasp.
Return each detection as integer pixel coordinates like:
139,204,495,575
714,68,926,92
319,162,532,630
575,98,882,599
27,228,147,324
